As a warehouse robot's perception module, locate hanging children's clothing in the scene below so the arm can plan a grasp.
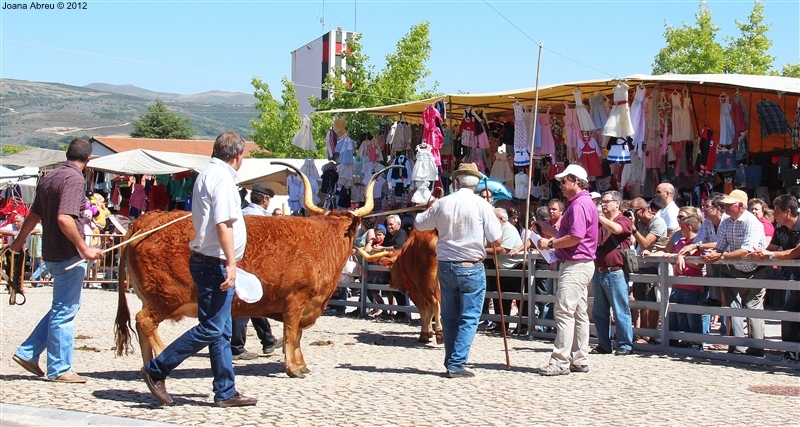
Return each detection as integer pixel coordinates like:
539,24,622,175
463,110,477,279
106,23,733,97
719,94,735,147
563,103,581,161
460,114,478,148
606,137,632,164
534,108,556,156
603,82,634,138
629,84,647,157
514,172,529,200
577,135,603,177
422,105,444,165
678,90,694,141
588,92,608,131
411,142,438,182
489,149,514,183
513,102,530,167
573,88,595,132
292,115,315,151
670,90,683,142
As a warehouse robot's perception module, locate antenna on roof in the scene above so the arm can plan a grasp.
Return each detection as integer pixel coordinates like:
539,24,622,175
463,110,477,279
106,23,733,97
316,1,330,34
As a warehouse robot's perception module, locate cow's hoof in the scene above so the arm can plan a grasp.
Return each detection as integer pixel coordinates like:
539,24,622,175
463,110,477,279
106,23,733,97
417,336,432,344
435,332,444,345
286,369,306,379
300,366,310,374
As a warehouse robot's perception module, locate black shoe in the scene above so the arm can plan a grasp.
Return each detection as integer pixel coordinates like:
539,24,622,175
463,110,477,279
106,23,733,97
783,351,799,362
232,351,258,360
745,347,764,357
698,298,722,307
615,348,634,356
141,368,172,405
589,346,612,355
569,364,589,373
262,338,283,355
446,369,475,378
215,393,257,408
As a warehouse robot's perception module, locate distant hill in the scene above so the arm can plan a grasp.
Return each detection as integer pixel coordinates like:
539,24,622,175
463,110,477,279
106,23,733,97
0,79,258,149
84,83,256,105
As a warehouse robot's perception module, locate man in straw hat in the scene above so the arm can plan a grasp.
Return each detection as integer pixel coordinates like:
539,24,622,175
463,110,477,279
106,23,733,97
701,189,768,357
415,163,503,378
535,164,599,376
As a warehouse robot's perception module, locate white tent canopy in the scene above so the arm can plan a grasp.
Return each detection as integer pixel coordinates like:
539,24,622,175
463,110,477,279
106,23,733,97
0,166,40,204
87,149,211,175
0,148,66,169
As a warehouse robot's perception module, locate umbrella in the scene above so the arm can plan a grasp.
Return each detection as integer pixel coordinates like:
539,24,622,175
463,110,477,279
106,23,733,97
475,177,513,201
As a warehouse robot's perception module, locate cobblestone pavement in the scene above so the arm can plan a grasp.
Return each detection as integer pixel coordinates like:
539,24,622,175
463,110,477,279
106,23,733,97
1,287,798,427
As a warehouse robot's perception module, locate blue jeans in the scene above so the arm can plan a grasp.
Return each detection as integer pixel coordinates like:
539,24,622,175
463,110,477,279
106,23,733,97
592,269,634,351
145,259,237,402
668,287,704,346
438,260,485,373
15,256,86,379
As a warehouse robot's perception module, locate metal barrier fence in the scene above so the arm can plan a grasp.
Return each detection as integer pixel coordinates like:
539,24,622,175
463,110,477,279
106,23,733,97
327,253,800,369
2,233,125,288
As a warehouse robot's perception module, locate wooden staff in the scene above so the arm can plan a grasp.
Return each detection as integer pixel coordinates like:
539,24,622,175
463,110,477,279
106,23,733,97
65,213,192,271
493,249,511,370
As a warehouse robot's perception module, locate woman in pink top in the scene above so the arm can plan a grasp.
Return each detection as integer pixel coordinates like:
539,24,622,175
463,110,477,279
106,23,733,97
644,206,705,348
748,198,775,238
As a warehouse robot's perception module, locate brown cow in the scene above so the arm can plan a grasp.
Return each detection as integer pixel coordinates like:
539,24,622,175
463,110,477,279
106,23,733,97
115,163,394,378
357,229,443,345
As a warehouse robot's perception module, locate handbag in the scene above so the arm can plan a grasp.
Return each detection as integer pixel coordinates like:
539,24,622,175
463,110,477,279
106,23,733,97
610,234,639,275
341,255,360,277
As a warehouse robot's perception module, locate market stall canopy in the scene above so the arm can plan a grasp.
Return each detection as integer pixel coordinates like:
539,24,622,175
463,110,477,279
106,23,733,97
319,73,800,153
0,166,40,204
87,149,210,175
0,148,66,168
237,159,328,194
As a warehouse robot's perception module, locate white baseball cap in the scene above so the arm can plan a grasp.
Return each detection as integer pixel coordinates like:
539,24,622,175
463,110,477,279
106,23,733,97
555,164,588,181
590,191,601,199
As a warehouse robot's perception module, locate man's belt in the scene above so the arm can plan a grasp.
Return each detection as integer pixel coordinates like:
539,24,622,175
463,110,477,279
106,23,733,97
597,266,623,273
191,251,225,265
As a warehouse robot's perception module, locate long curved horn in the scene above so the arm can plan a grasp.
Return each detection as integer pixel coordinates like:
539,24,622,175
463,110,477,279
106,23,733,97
271,161,324,216
352,165,403,218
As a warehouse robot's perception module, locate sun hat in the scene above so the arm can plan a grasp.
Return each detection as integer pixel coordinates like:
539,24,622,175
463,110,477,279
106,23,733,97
555,164,588,181
451,163,484,180
590,191,601,199
720,189,748,205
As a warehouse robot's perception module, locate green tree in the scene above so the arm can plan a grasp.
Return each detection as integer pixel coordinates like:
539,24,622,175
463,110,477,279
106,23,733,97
653,1,795,76
130,99,195,139
249,76,308,158
1,145,25,155
652,2,725,74
723,1,774,74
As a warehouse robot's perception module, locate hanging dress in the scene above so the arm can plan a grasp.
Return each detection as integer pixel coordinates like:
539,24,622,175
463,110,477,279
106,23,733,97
628,84,647,157
411,143,439,182
719,94,735,147
731,92,748,149
514,172,529,200
535,108,556,156
602,82,634,138
578,135,603,177
490,150,514,183
523,106,535,147
563,103,581,162
588,93,609,131
607,137,632,164
679,91,694,142
460,116,478,148
573,88,595,132
670,91,683,142
513,102,530,167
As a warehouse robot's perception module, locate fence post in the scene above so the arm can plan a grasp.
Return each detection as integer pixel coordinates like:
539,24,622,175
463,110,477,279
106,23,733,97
659,258,670,350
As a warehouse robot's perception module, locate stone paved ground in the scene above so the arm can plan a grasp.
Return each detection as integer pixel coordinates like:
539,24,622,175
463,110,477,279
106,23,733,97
1,287,798,427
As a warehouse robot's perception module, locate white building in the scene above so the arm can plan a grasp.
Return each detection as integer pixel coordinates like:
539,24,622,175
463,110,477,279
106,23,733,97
291,28,355,115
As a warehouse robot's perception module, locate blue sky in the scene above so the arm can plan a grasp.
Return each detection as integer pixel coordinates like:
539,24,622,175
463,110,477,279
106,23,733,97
1,0,798,99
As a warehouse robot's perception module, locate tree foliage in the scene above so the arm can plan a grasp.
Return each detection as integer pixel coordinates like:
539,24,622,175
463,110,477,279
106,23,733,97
653,1,791,76
130,99,195,139
248,76,308,158
1,145,25,155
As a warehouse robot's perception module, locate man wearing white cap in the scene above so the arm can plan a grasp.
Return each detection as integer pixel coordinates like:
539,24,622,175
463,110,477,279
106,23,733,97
701,189,768,357
536,164,599,376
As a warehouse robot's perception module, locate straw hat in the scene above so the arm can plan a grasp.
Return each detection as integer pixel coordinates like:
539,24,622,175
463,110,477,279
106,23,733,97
451,163,484,180
720,189,748,205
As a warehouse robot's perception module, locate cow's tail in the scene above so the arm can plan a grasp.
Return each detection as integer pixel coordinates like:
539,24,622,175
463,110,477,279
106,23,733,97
114,238,135,356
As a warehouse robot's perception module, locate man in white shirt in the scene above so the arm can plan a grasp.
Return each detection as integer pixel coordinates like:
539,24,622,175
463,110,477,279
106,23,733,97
141,132,256,407
656,183,680,238
415,163,502,378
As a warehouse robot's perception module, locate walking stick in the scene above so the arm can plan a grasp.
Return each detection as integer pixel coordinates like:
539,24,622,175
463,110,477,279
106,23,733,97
492,249,511,370
65,213,192,271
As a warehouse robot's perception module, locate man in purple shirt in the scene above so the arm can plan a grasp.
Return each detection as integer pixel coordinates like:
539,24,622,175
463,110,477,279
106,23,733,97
536,164,599,376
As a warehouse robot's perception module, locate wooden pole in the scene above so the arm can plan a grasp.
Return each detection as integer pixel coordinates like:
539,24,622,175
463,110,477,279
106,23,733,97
493,249,511,370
